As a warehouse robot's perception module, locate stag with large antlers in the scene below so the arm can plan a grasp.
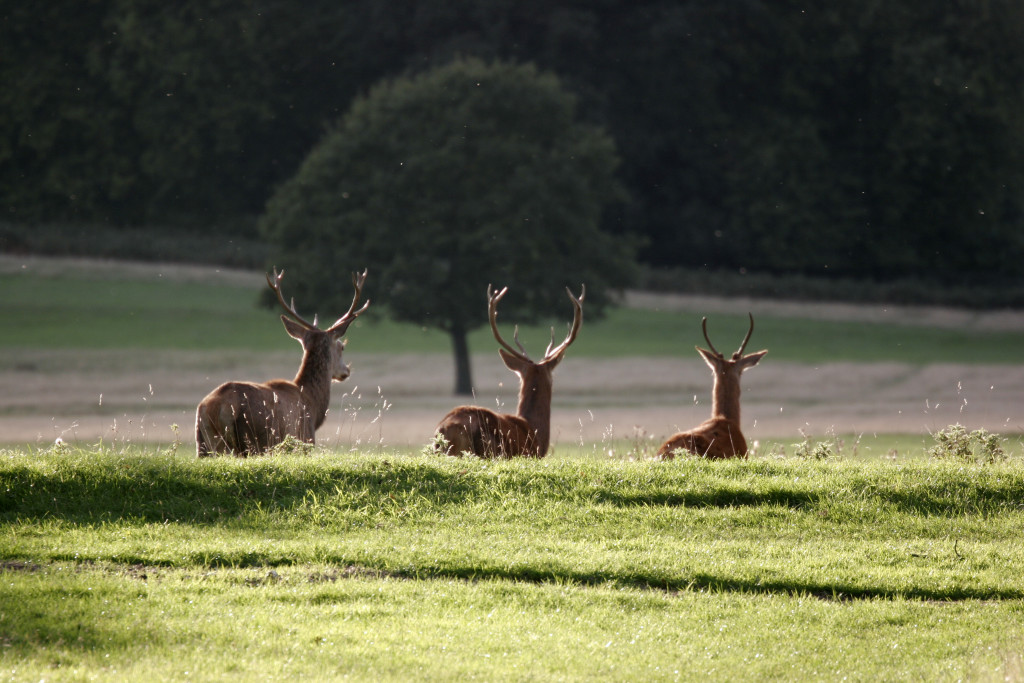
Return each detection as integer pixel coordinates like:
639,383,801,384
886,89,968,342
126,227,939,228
195,268,369,457
657,314,767,460
434,285,584,458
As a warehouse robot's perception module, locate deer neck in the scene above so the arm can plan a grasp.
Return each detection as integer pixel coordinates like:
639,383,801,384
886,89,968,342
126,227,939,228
711,369,742,425
293,345,333,428
515,368,554,453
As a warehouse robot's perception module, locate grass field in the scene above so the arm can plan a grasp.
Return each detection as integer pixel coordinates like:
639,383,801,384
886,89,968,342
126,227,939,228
3,256,1024,679
2,262,1023,363
3,446,1024,680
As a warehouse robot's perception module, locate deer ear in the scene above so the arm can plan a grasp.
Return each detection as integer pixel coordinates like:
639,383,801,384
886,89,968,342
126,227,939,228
498,348,532,374
281,315,308,341
696,346,720,370
738,349,768,370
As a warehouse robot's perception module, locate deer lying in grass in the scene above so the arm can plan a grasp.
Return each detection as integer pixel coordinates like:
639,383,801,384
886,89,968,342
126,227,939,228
657,314,766,460
195,268,369,457
434,284,584,458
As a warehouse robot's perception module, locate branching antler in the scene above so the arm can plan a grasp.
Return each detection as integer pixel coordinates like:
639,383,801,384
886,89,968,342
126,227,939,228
326,269,370,336
488,284,585,363
543,285,585,362
267,268,370,336
488,285,531,361
268,268,317,330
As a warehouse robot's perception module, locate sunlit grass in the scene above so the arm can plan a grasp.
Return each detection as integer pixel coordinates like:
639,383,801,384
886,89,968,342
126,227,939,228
2,562,1021,682
2,446,1024,680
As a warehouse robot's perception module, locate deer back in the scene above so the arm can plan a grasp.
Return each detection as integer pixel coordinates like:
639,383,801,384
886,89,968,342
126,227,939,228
196,380,313,456
435,406,538,458
656,417,747,460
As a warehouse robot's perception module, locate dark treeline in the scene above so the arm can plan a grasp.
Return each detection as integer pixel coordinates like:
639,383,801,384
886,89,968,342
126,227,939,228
2,1,1023,284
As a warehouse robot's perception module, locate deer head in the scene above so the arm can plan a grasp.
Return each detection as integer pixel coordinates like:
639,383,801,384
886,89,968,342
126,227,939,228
267,267,370,383
488,284,584,406
696,313,767,422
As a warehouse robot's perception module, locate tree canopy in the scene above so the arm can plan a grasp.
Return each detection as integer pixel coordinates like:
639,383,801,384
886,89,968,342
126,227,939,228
259,58,634,394
2,0,1023,286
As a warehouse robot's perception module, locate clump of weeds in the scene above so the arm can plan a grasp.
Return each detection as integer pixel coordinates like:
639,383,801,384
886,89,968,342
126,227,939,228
928,424,1006,464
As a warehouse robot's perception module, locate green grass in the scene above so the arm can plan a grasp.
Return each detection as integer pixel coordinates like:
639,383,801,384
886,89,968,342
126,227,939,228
2,270,1023,363
561,431,1024,462
2,446,1024,680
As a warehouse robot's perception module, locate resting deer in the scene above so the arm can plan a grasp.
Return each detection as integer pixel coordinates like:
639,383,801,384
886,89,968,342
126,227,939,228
657,314,767,460
434,284,584,458
195,268,369,457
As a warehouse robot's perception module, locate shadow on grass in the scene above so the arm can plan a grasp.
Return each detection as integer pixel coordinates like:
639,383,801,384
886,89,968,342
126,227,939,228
0,459,822,525
303,561,1024,603
4,456,1024,524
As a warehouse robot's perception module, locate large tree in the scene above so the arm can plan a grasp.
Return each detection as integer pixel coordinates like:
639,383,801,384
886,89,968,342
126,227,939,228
259,57,635,394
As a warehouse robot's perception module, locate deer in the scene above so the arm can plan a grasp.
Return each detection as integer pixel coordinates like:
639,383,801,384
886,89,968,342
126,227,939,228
195,268,369,457
657,314,767,460
434,284,584,458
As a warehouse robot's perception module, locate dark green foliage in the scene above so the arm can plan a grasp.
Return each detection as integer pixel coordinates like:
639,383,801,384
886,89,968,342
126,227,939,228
0,3,124,221
0,221,267,268
260,57,634,392
2,0,1023,290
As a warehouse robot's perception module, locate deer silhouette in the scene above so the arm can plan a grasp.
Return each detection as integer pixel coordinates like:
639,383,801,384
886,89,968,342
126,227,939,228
434,284,584,458
195,268,369,456
657,314,766,460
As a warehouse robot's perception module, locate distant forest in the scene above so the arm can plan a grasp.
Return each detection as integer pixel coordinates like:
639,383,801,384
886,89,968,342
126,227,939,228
2,1,1023,285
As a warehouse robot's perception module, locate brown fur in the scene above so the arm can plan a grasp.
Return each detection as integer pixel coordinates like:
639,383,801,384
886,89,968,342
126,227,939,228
436,406,537,459
658,315,767,460
434,286,583,459
657,418,746,460
195,270,368,457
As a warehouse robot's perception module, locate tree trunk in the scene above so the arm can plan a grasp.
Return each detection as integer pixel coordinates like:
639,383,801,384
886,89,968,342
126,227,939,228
450,325,474,396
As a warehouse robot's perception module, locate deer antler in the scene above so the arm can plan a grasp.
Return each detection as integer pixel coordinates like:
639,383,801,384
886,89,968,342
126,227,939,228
488,285,531,361
267,268,369,335
702,313,755,360
326,269,370,336
700,316,720,356
488,284,585,363
734,313,755,359
543,285,585,361
268,268,318,330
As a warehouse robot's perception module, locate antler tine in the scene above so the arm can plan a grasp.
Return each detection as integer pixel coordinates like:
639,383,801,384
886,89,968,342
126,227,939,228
512,325,530,356
544,326,557,358
327,268,371,336
267,268,317,330
544,284,585,361
488,284,531,360
734,312,755,358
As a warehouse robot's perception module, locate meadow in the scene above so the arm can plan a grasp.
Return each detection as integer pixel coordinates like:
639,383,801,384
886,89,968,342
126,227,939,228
2,256,1024,680
1,256,1022,363
3,445,1024,681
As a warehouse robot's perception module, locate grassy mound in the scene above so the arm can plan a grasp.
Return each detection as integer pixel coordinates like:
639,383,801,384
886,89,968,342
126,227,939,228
2,446,1024,679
